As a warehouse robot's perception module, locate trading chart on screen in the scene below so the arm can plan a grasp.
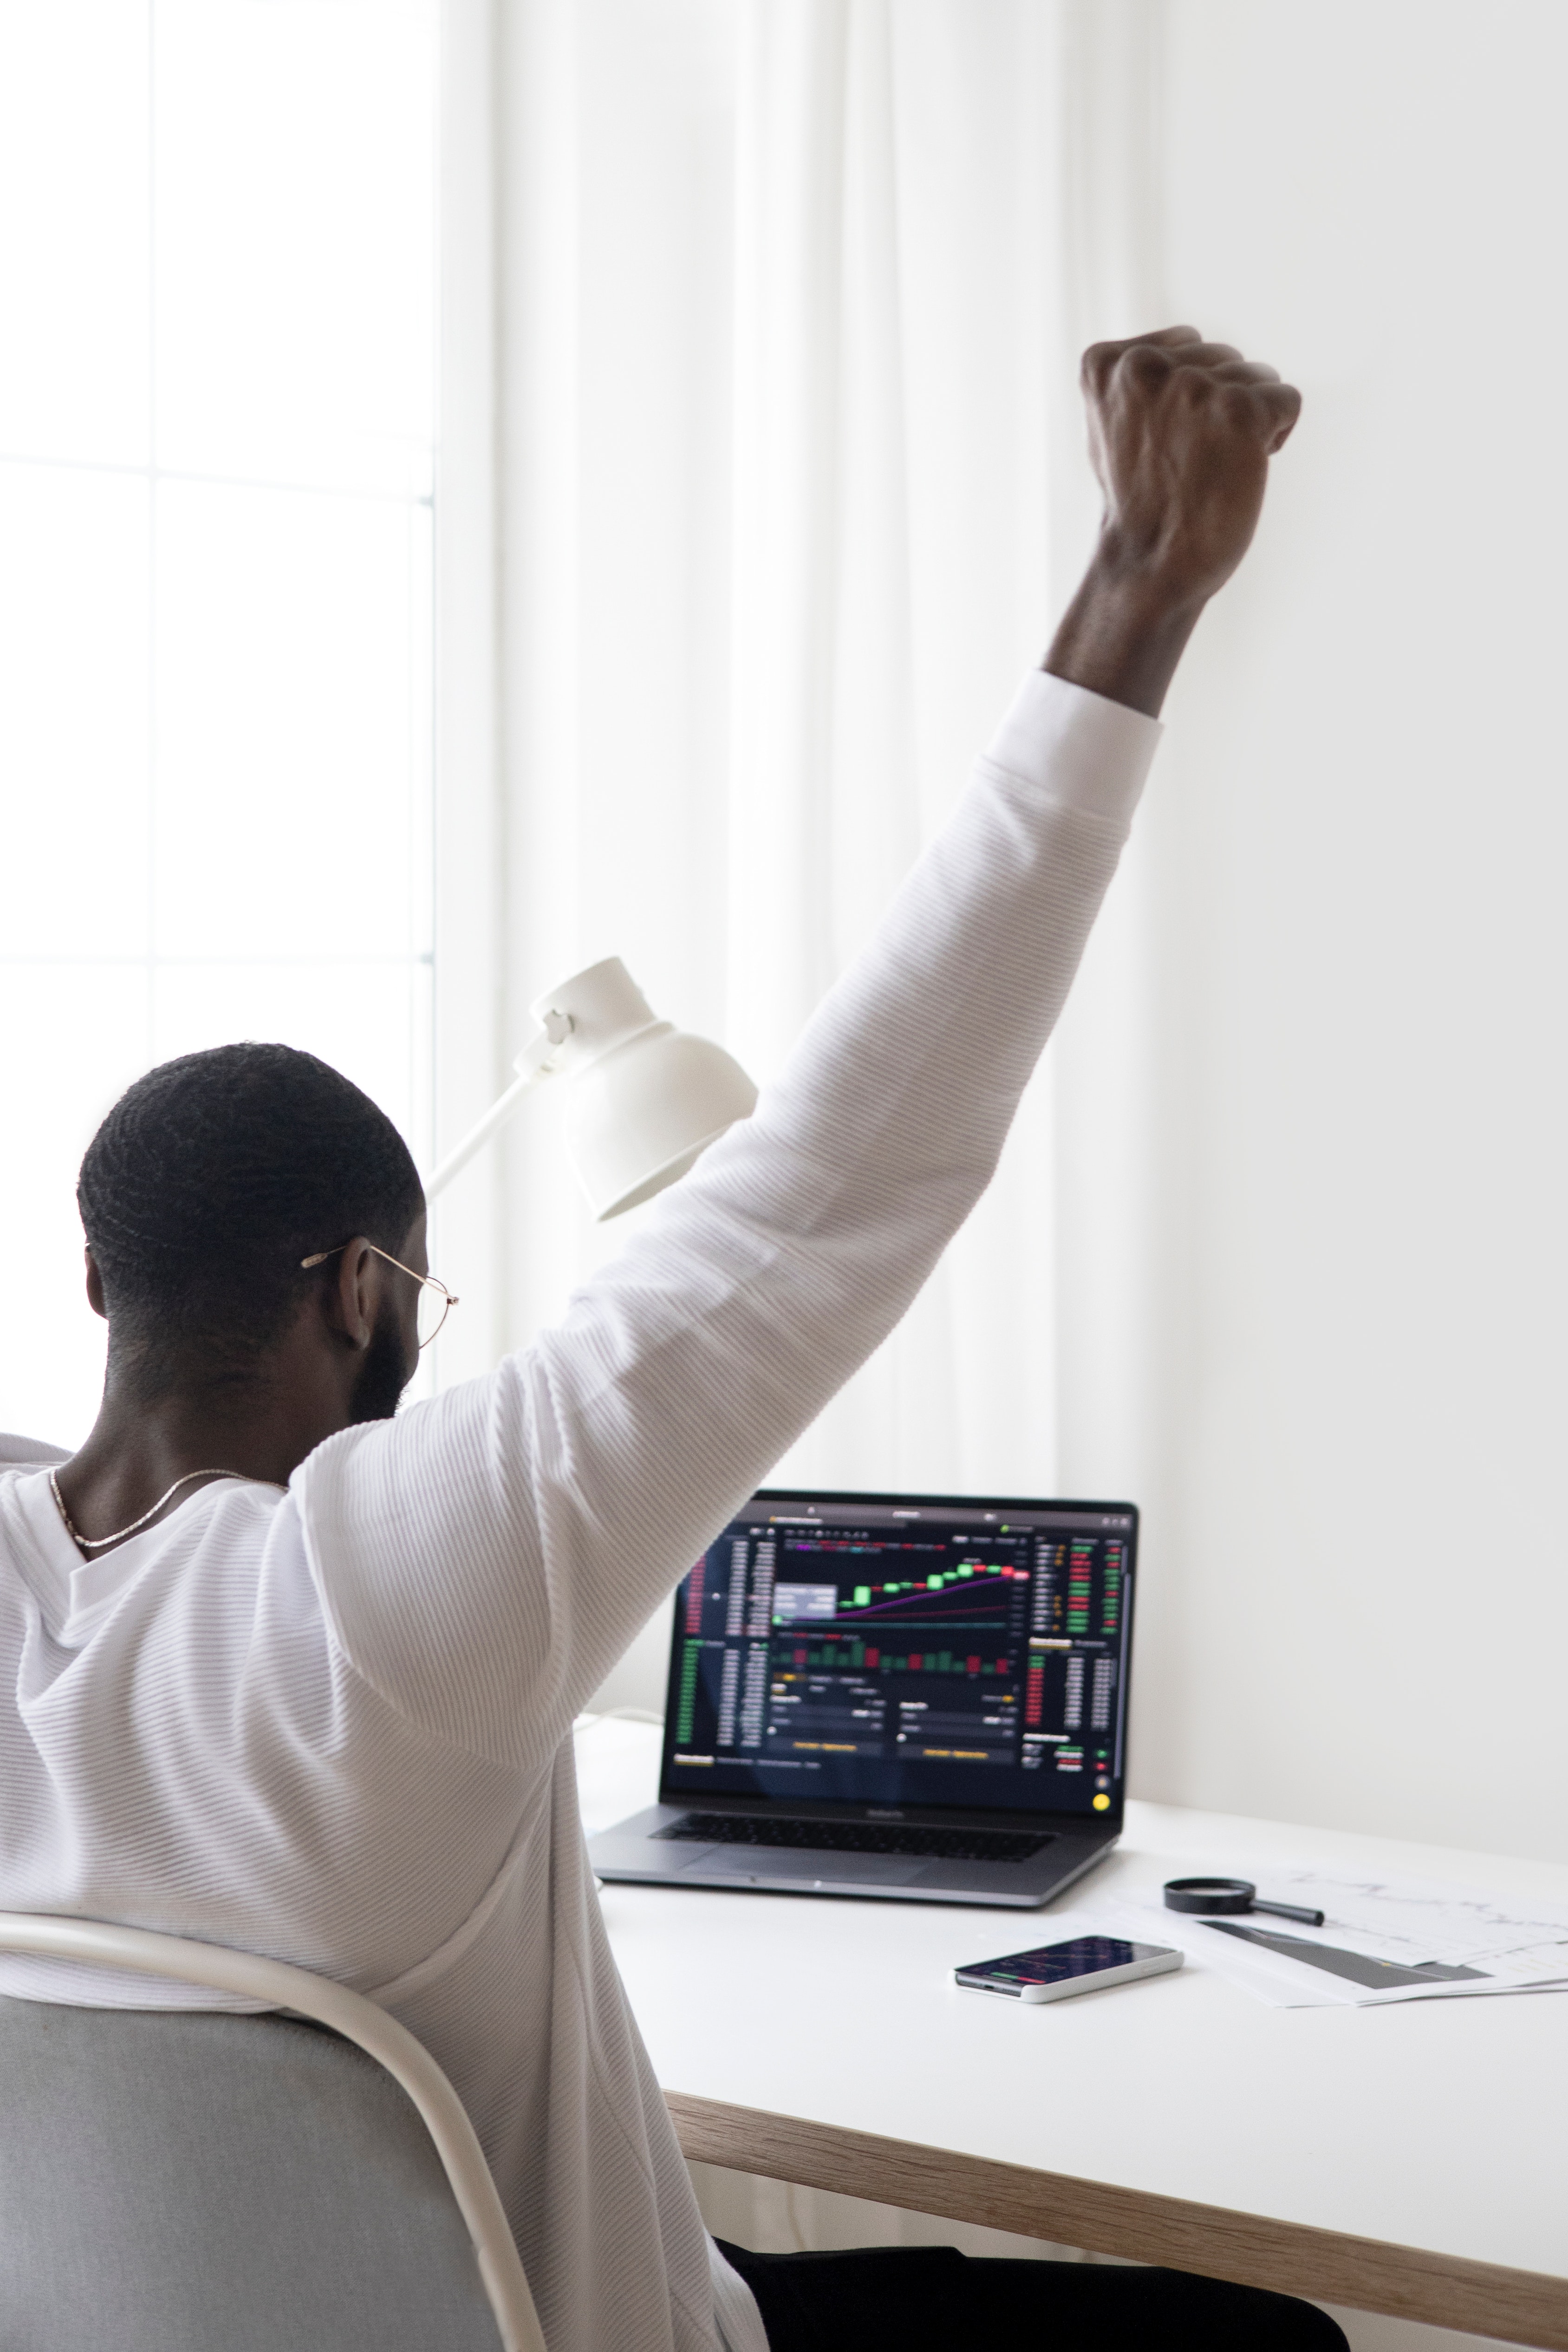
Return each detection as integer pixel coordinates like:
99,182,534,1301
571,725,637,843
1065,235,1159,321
661,1493,1135,1816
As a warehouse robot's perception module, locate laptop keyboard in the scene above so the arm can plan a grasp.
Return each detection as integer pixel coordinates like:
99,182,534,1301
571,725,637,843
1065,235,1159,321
656,1813,1055,1864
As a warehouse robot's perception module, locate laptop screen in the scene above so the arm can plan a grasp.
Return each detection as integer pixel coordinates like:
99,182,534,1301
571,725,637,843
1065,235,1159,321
658,1490,1137,1821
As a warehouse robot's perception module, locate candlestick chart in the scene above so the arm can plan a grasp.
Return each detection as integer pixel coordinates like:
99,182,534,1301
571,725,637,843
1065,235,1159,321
664,1505,1133,1817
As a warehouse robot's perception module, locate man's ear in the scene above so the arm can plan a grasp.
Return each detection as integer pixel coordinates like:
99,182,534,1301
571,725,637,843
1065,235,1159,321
85,1248,107,1321
329,1238,379,1353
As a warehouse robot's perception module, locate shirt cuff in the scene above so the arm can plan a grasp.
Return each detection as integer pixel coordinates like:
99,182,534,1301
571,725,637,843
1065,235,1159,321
983,667,1162,832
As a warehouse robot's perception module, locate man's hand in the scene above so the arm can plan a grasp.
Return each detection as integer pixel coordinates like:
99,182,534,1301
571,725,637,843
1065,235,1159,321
1044,326,1301,718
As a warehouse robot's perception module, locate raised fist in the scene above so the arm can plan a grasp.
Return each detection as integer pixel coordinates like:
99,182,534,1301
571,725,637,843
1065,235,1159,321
1045,326,1301,714
1081,326,1302,611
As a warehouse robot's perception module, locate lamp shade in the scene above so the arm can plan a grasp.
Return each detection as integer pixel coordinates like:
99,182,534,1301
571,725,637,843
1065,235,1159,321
528,958,758,1219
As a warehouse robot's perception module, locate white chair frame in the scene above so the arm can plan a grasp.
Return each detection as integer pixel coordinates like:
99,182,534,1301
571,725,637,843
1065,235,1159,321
0,1912,547,2352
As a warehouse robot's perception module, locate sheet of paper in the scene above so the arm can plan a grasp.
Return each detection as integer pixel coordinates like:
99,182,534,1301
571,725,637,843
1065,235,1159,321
1106,1864,1568,2007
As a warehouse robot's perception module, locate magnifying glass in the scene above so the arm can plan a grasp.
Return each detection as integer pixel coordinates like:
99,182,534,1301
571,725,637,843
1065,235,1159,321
1163,1876,1325,1928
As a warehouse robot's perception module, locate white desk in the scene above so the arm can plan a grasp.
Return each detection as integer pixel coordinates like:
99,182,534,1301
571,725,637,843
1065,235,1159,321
576,1719,1568,2348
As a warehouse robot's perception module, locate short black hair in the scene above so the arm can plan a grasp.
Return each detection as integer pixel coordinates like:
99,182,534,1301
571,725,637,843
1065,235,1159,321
78,1042,424,1395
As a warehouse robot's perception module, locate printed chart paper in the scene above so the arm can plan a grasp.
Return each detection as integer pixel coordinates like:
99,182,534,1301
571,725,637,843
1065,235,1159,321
1108,1866,1568,2007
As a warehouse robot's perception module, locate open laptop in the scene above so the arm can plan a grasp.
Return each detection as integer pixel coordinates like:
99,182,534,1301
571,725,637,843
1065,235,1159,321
588,1487,1138,1909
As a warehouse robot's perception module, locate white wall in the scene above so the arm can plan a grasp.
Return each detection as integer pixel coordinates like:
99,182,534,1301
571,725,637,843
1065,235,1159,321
1057,0,1568,1858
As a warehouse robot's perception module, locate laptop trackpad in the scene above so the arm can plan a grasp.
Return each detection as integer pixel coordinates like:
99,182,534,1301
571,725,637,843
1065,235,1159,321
683,1847,925,1887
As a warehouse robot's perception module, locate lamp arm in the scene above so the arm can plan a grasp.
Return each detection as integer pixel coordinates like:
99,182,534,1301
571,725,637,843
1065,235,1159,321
424,1018,571,1202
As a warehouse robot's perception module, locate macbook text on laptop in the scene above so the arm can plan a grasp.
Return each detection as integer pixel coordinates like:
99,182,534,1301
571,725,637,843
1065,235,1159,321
587,1487,1138,1909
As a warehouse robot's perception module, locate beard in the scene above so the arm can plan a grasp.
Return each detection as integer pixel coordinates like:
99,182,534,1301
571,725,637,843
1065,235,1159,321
348,1297,414,1424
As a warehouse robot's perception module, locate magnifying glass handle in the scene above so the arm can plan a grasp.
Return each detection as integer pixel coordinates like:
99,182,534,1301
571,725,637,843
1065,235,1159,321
1251,1898,1326,1927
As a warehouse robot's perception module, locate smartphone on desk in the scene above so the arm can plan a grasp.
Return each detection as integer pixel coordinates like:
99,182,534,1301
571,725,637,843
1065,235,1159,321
955,1934,1183,2004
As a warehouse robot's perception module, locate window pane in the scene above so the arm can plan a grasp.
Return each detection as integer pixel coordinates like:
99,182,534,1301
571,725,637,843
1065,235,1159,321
152,959,429,1150
155,0,436,495
0,964,152,1448
0,4,435,1452
0,465,150,956
0,1,150,466
154,482,430,961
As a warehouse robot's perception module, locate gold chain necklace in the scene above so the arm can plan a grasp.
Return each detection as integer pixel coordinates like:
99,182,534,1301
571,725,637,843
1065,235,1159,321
49,1468,254,1554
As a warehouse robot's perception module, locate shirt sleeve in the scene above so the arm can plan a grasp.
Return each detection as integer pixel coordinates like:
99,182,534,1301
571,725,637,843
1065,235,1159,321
296,672,1161,1766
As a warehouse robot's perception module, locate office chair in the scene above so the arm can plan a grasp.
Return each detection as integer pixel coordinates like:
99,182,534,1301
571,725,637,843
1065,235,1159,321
0,1912,547,2352
0,1432,68,1463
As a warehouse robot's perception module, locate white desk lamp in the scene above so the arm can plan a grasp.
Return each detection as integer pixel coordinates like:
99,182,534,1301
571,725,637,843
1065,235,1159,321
424,957,758,1219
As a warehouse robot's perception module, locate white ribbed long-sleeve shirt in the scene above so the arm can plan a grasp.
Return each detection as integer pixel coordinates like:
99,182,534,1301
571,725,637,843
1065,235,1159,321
0,670,1158,2352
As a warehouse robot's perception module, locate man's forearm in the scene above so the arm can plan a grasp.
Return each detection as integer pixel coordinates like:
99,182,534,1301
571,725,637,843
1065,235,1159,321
1042,551,1205,720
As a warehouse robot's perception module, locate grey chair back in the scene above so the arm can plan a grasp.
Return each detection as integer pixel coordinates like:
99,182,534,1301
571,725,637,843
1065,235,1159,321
0,1997,507,2352
0,1431,69,1463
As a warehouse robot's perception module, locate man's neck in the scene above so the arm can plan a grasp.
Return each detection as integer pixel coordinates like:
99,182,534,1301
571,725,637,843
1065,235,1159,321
56,1371,348,1551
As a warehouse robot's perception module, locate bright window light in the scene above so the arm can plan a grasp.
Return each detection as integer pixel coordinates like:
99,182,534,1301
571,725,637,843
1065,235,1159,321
0,0,436,1448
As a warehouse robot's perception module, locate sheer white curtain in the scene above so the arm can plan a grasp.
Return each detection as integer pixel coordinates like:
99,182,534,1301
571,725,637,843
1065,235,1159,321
723,0,1064,1504
437,5,1109,1663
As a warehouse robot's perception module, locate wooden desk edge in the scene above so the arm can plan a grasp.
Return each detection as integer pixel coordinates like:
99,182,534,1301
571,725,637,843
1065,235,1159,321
667,2092,1568,2350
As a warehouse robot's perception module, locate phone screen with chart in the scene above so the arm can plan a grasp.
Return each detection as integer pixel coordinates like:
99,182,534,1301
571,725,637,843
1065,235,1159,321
956,1937,1153,1990
659,1491,1136,1817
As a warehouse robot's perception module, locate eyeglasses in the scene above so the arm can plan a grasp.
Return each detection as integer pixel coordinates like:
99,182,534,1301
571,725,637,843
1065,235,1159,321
299,1242,460,1350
